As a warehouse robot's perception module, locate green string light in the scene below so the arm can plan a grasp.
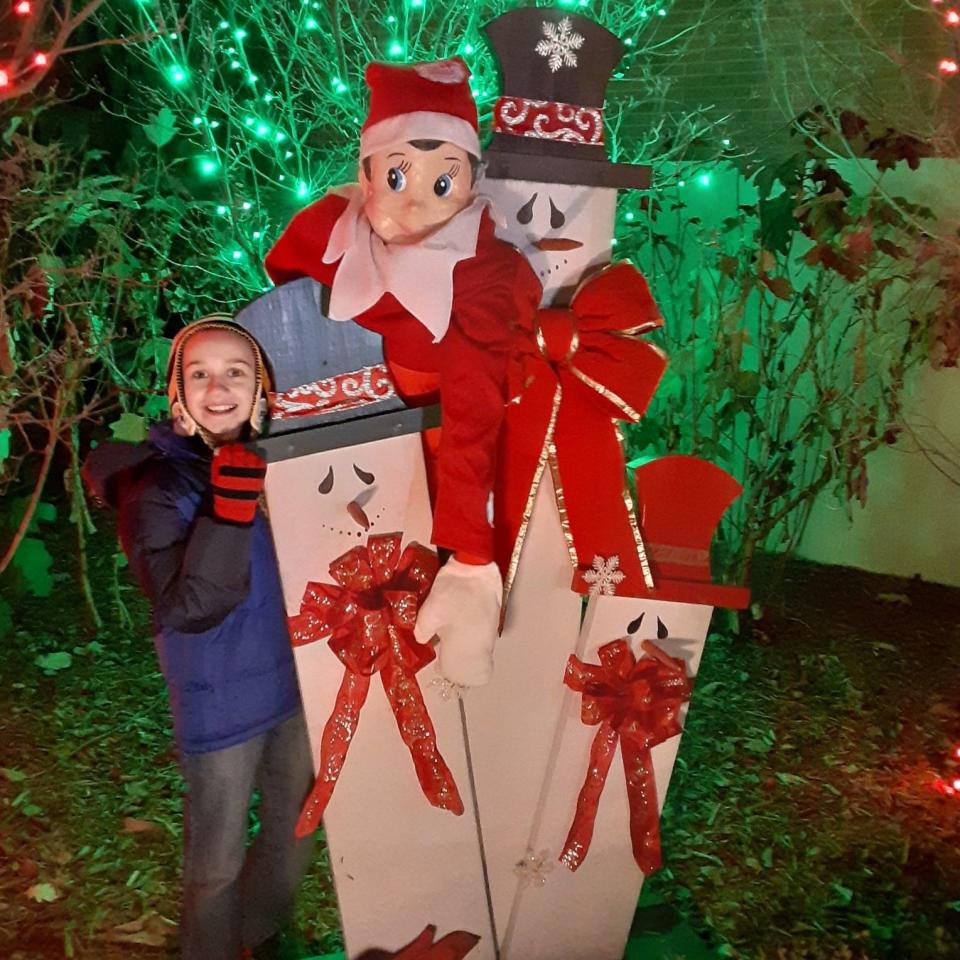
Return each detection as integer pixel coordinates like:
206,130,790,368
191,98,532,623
198,157,218,175
168,65,187,85
388,41,404,58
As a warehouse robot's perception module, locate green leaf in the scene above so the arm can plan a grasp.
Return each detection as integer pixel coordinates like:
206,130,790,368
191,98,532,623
1,767,27,783
830,882,854,906
775,772,808,786
13,537,54,597
109,413,147,443
35,651,73,673
3,115,23,144
37,253,65,274
0,427,9,462
98,189,140,208
35,502,57,525
144,107,177,147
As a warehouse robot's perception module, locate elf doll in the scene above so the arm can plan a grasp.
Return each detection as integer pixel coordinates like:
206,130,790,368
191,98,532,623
265,57,541,688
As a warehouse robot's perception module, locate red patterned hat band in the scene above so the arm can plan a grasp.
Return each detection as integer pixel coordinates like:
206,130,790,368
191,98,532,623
492,96,604,146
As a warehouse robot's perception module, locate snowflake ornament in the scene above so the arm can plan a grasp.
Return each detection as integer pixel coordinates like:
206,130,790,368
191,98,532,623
583,555,626,596
514,848,555,888
430,668,466,702
535,17,585,73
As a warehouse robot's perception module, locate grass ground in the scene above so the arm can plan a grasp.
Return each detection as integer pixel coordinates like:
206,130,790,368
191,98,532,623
1,515,959,959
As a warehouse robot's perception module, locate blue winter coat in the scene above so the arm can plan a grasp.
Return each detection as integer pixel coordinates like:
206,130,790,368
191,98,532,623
85,421,302,754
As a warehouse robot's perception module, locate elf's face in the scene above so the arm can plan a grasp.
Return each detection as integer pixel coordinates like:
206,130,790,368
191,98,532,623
362,142,475,245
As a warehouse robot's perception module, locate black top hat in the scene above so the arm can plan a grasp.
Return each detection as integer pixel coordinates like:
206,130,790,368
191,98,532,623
483,7,650,189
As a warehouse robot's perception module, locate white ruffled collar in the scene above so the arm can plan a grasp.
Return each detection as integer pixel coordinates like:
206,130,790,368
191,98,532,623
322,185,492,343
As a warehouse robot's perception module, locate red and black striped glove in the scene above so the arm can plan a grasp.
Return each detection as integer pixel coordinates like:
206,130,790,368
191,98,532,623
211,444,267,525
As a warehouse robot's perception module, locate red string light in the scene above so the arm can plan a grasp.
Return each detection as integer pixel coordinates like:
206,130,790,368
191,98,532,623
33,52,47,67
14,0,31,13
948,8,960,24
0,69,8,88
939,57,959,74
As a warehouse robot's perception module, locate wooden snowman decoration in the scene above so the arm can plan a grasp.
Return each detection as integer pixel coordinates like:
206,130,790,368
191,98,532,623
464,8,750,959
236,57,540,959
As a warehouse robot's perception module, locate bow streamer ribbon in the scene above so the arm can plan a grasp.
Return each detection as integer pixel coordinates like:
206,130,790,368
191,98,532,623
560,637,692,874
289,533,464,837
495,261,668,598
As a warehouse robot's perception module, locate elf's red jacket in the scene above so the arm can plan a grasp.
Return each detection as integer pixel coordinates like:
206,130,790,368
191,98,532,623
265,194,541,563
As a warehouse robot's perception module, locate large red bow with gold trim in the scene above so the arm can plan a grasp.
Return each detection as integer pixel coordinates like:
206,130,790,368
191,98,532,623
494,261,667,599
560,638,691,874
289,533,464,837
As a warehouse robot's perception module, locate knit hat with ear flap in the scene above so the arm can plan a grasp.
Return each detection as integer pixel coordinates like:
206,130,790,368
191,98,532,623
166,314,272,446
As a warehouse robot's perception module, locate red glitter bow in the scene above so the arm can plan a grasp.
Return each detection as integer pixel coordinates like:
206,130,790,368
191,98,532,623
289,533,464,837
560,638,692,874
494,261,668,598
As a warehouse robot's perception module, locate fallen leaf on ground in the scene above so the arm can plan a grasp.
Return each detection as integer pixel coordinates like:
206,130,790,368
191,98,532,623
876,592,911,605
25,882,59,902
122,817,162,834
104,912,176,947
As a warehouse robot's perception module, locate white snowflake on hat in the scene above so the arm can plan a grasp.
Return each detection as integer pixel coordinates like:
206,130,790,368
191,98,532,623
535,17,585,73
583,555,626,596
414,59,469,84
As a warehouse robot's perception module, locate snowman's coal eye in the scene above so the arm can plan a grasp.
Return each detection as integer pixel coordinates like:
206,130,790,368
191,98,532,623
627,613,644,634
656,616,669,640
354,464,375,485
516,192,537,225
318,466,334,494
549,197,565,229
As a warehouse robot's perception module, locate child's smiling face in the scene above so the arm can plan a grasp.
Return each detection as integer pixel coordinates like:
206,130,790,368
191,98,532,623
180,329,257,442
362,141,474,245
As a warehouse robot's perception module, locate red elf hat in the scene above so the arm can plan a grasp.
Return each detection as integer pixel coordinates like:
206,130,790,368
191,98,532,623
360,57,480,160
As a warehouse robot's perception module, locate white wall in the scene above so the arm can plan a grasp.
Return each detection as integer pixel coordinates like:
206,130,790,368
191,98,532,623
796,159,960,586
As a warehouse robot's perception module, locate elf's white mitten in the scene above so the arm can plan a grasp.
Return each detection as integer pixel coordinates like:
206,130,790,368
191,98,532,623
414,558,503,687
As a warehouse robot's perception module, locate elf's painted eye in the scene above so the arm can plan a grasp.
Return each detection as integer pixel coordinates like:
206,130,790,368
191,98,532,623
434,174,453,198
387,167,406,192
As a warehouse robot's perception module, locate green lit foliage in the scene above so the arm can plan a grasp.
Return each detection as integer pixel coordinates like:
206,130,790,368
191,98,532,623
0,111,181,617
620,113,956,583
97,0,711,303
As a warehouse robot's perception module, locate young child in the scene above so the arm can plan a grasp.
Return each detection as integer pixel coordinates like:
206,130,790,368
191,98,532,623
84,316,313,960
264,58,542,687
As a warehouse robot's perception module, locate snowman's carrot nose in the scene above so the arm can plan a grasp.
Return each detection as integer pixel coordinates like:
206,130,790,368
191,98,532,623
533,237,583,251
347,499,370,530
